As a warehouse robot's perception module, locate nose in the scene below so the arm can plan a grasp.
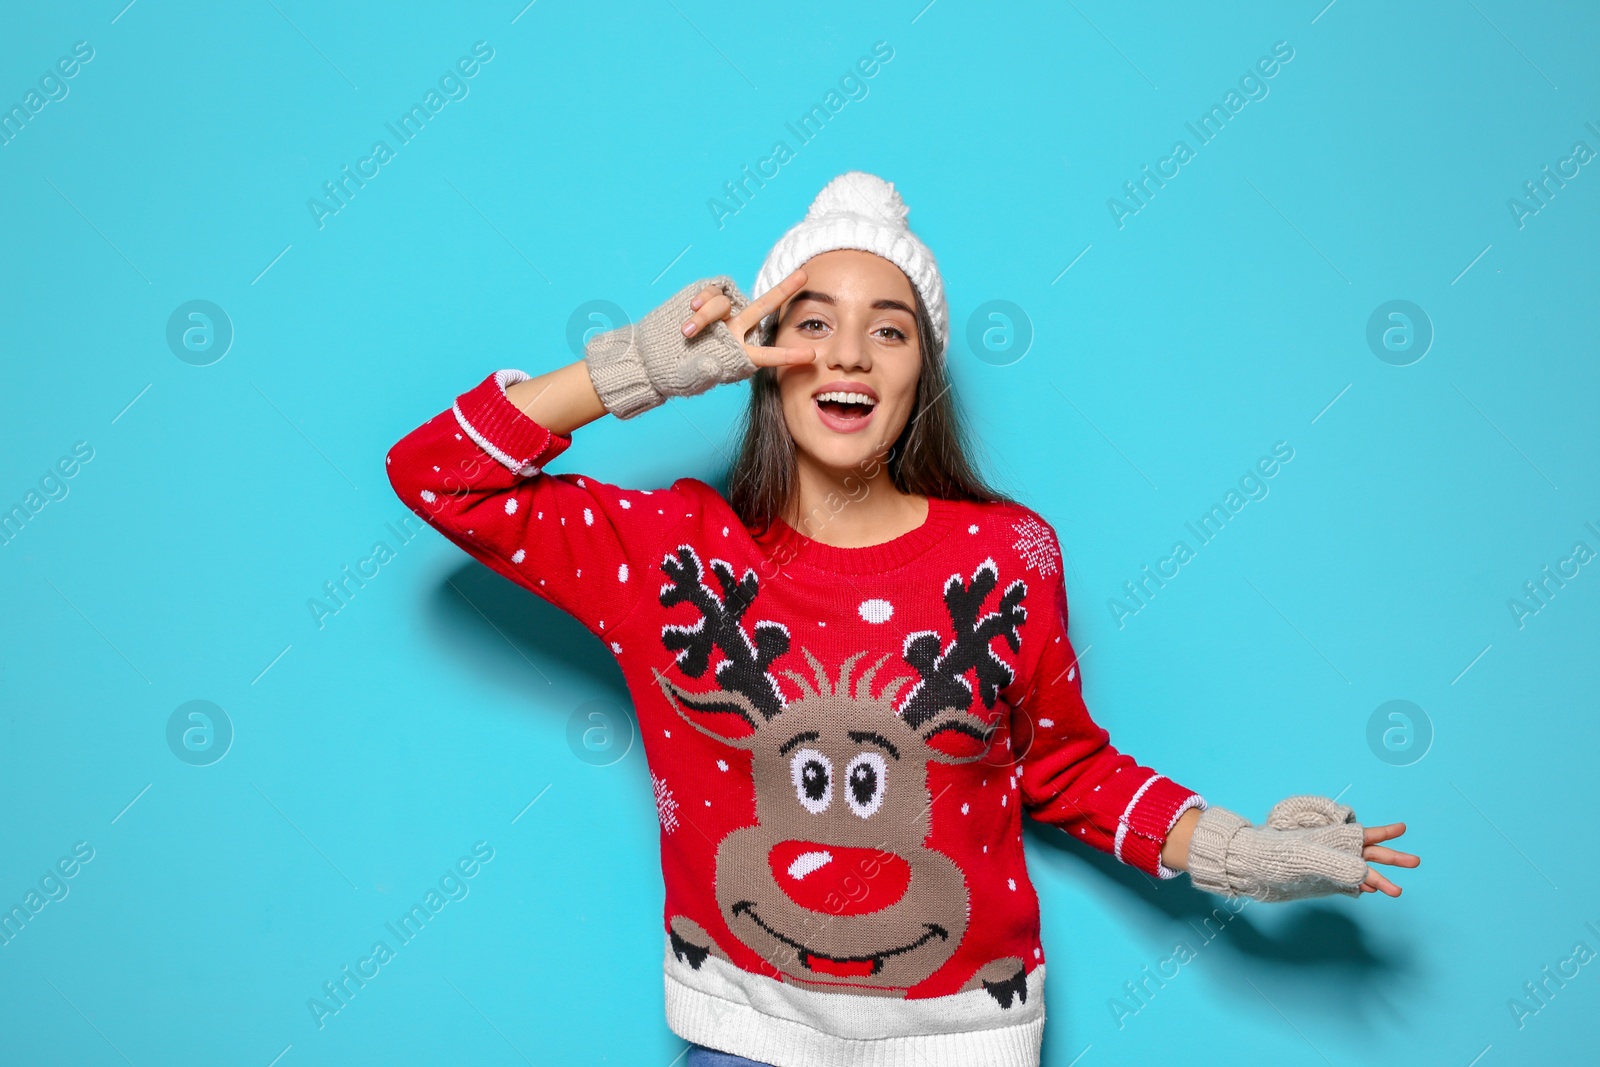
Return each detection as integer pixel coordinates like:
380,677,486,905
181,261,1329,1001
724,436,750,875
823,327,869,372
768,839,910,915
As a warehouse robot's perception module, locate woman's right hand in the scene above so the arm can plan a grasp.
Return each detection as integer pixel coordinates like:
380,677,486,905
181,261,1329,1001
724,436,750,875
584,269,814,420
680,267,818,369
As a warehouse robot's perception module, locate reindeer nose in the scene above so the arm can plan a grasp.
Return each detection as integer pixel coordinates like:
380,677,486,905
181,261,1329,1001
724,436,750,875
768,840,911,915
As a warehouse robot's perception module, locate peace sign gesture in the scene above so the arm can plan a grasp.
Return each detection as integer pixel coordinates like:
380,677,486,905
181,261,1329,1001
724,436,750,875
679,267,818,369
582,267,820,420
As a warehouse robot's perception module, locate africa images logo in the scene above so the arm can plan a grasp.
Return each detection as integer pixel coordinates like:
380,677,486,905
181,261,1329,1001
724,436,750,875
306,42,495,230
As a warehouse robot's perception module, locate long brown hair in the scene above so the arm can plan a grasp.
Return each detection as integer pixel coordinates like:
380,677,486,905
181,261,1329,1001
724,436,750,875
725,283,1019,537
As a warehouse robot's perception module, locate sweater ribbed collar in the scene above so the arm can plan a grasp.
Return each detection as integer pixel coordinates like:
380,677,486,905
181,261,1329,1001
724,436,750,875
757,495,957,575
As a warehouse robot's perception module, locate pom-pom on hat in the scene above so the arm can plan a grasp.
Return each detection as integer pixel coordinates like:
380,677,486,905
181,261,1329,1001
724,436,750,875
751,171,947,358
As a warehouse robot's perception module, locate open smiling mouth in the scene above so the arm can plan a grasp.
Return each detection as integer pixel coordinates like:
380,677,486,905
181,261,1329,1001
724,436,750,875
731,900,949,978
813,390,877,434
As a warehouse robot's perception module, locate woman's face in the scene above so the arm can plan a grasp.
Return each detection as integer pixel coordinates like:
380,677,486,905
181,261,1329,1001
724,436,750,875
772,249,923,477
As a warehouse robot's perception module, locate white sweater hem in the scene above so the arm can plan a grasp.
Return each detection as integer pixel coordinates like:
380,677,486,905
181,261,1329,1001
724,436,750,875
662,935,1046,1067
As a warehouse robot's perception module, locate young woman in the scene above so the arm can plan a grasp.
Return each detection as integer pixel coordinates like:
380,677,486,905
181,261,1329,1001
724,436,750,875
386,172,1418,1067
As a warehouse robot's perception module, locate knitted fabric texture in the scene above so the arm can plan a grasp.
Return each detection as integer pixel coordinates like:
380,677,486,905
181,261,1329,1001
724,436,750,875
753,171,948,358
388,371,1208,1066
584,275,754,420
1185,794,1367,903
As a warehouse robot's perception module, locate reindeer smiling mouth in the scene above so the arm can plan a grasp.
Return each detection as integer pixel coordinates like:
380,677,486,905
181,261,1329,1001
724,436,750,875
730,899,950,978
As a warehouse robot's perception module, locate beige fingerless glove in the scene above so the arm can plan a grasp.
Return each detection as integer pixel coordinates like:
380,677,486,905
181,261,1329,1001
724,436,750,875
583,275,757,420
1186,795,1367,902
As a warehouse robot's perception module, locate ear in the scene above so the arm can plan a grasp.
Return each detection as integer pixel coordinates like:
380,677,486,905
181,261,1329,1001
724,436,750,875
652,669,761,749
919,708,998,764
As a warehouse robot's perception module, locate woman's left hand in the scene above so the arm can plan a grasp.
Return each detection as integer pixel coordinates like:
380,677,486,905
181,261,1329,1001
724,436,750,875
1356,821,1420,897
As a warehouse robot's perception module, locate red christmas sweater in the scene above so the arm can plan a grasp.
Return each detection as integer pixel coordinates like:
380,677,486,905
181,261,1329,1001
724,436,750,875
386,370,1208,1067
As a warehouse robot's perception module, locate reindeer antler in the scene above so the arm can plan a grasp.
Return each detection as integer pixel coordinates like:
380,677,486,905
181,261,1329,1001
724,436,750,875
898,558,1027,729
658,545,789,722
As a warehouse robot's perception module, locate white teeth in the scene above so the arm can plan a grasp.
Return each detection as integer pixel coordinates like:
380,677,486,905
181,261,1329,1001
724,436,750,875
815,391,877,407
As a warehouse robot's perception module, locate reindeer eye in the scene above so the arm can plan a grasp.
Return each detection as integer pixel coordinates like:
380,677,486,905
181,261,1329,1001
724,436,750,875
790,748,833,814
845,752,888,818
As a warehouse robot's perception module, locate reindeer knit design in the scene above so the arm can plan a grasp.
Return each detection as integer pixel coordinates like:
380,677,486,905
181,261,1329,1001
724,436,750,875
387,370,1209,1067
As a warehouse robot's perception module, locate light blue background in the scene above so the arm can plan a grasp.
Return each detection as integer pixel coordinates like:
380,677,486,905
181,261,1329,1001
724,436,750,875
2,1,1597,1064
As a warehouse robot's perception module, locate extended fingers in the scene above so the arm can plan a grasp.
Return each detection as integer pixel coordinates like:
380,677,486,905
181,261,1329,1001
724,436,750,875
1362,843,1420,868
744,343,816,368
1362,821,1407,846
732,267,808,337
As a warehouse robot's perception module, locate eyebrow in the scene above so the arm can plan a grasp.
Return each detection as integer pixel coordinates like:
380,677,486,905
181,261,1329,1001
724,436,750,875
777,729,902,760
779,730,821,755
789,290,916,318
847,730,900,760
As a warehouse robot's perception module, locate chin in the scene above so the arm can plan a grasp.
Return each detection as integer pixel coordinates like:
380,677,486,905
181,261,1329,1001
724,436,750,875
795,429,892,475
808,439,876,472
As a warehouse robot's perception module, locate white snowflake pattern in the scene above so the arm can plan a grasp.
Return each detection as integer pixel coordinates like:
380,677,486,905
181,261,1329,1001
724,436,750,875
512,549,526,564
618,563,629,582
652,772,680,834
1012,515,1060,577
505,498,518,515
858,598,893,624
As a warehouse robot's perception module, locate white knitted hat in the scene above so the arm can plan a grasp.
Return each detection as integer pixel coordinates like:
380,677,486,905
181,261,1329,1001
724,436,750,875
751,171,947,358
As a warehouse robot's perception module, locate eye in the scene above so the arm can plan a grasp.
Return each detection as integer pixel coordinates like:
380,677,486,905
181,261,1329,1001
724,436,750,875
790,748,833,814
844,752,887,818
797,317,830,333
875,325,908,342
